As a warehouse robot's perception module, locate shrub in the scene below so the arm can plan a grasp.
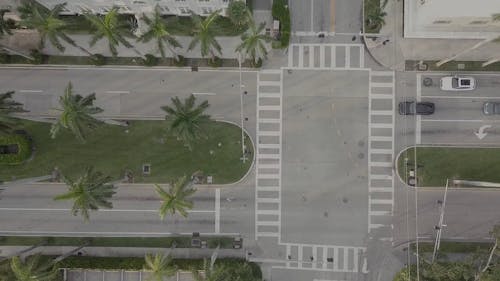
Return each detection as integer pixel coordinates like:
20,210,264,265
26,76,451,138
142,54,159,67
208,56,223,67
29,49,44,64
227,0,250,27
173,55,185,67
272,0,291,49
0,52,10,64
0,134,32,165
91,54,106,66
251,57,263,68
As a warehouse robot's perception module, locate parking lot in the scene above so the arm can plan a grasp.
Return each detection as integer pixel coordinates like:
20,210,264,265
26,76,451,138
281,70,369,246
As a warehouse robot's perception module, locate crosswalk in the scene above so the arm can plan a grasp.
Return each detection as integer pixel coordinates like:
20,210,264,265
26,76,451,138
273,243,368,273
288,44,365,69
368,71,396,241
255,69,283,240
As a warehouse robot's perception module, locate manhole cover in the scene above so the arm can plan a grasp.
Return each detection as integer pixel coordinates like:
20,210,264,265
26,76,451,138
423,77,433,86
342,197,349,204
358,153,364,159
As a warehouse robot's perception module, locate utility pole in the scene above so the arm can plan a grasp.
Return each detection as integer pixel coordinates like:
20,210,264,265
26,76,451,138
432,178,449,263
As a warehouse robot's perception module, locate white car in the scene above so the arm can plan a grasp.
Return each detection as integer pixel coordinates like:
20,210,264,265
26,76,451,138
440,76,476,91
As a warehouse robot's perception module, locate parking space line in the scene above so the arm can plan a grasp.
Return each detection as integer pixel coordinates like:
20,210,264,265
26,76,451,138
215,188,220,234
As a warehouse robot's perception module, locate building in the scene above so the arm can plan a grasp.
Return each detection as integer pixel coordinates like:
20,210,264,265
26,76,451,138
404,0,500,39
34,0,238,16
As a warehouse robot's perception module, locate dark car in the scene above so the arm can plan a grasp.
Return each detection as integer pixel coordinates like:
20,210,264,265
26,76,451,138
398,101,435,115
483,102,500,115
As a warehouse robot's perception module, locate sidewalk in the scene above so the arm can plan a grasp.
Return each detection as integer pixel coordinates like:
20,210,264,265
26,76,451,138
364,0,500,70
0,245,247,259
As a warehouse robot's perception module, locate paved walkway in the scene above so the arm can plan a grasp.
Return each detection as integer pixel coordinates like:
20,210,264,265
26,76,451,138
365,0,500,70
62,268,198,281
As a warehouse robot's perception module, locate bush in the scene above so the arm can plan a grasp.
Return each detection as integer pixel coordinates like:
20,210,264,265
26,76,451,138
91,54,106,66
272,0,291,49
0,52,10,64
173,55,185,67
0,134,32,165
208,56,223,68
29,49,44,64
251,58,263,68
142,54,159,67
227,0,250,27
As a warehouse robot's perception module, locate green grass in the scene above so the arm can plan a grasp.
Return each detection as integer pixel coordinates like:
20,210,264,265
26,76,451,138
0,120,253,184
405,60,500,71
0,235,234,249
410,241,493,254
398,147,500,187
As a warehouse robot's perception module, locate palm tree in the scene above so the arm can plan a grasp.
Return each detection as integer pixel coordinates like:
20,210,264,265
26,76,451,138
161,95,210,149
144,253,177,281
84,8,137,57
0,91,25,135
0,9,13,38
54,166,116,222
188,10,222,59
138,5,181,58
50,82,103,143
154,176,196,219
236,20,272,65
9,254,58,281
18,2,69,52
365,2,386,32
492,13,500,22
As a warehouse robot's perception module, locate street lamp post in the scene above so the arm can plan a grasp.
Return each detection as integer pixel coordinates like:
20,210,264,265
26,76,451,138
238,52,247,163
432,178,449,263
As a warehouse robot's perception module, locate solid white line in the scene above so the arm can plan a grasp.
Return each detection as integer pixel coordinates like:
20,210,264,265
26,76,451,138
215,188,220,234
298,45,304,68
416,115,422,144
309,45,315,68
359,46,365,68
331,45,336,68
192,92,216,96
310,0,314,32
323,246,328,269
333,247,339,270
298,245,303,268
19,90,43,93
312,246,317,268
0,208,215,213
345,46,350,68
421,119,500,123
421,95,500,99
0,230,240,236
320,46,325,68
288,45,293,67
105,90,130,94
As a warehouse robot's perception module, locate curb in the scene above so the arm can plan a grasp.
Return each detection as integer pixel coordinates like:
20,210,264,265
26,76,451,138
0,64,259,72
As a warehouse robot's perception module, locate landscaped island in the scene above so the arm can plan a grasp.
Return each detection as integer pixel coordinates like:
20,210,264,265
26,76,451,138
397,146,500,187
0,119,253,184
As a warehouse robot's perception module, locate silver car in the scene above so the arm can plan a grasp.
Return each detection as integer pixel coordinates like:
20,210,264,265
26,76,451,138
483,102,500,115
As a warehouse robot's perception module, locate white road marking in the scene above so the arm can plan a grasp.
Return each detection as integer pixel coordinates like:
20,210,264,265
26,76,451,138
310,0,314,32
19,90,43,93
215,188,220,233
192,92,216,96
0,207,215,213
0,230,240,236
416,115,422,144
416,73,422,102
105,90,130,94
288,44,366,70
345,46,350,68
421,95,500,99
421,119,500,123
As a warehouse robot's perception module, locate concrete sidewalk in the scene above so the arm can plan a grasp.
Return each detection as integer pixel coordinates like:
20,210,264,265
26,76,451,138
365,0,500,70
0,245,247,260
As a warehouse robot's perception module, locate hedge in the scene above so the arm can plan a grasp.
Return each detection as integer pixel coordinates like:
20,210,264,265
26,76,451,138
272,0,291,49
0,134,32,165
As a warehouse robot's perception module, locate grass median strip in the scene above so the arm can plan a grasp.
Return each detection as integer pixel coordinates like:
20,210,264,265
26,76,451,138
398,147,500,187
0,120,253,184
0,236,234,249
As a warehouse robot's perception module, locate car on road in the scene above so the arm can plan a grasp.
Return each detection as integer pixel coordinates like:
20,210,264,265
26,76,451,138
440,76,476,91
398,101,435,115
483,102,500,115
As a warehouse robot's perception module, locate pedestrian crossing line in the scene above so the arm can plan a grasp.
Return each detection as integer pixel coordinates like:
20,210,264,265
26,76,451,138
287,43,366,69
255,69,283,240
368,70,395,241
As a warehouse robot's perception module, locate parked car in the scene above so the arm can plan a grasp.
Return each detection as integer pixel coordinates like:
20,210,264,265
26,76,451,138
398,101,435,115
440,76,476,91
483,102,500,115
